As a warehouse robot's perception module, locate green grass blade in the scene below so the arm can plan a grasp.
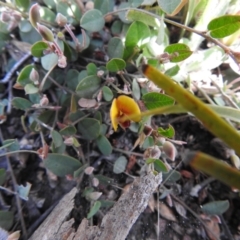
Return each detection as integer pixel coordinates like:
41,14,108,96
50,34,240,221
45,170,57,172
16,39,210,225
184,151,240,190
142,64,240,156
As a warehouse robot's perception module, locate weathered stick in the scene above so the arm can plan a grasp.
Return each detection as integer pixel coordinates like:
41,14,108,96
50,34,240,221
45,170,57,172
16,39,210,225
29,173,162,240
69,172,162,240
29,187,77,240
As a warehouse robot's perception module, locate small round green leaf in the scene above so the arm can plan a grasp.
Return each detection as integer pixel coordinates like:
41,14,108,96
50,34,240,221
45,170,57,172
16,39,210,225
59,126,77,136
94,0,110,14
41,53,58,71
24,83,39,95
142,92,175,109
31,41,49,57
132,78,140,100
80,9,105,32
96,135,112,156
86,63,97,75
164,43,192,62
158,0,187,15
51,130,63,148
77,118,101,140
44,153,81,177
113,156,128,174
66,69,79,90
154,159,168,173
201,200,230,215
43,0,56,9
118,2,131,23
87,201,101,219
19,20,32,33
106,58,126,72
12,97,32,110
40,7,56,23
125,21,150,47
165,65,180,77
17,64,34,86
111,20,123,35
102,86,113,101
76,75,101,98
208,15,240,38
162,170,181,183
107,37,124,59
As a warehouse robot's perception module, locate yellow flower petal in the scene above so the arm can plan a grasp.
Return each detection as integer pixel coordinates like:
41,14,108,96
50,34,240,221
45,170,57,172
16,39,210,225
110,98,119,131
116,95,141,122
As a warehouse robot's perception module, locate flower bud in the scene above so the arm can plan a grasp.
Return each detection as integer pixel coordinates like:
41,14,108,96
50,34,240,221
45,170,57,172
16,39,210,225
29,68,39,84
40,94,49,106
29,3,40,29
162,141,177,161
55,13,67,26
92,177,99,187
87,192,102,201
58,55,67,68
37,23,54,42
64,137,74,146
84,166,94,175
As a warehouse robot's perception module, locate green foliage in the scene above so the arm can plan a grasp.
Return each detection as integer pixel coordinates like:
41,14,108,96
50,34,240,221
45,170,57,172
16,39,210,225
113,156,128,174
201,200,230,215
44,154,81,177
1,1,240,233
125,21,150,48
106,58,126,72
12,97,32,110
157,125,175,138
87,201,101,219
142,92,175,109
76,76,101,98
77,118,101,140
208,15,240,38
80,9,105,32
164,43,192,62
96,135,112,155
31,41,49,57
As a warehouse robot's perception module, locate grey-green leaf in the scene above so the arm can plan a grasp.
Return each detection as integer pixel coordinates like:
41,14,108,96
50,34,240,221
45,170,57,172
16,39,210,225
80,9,105,32
107,37,124,59
106,58,126,72
76,75,101,98
77,118,101,140
87,201,101,219
51,130,63,148
96,135,112,155
125,21,150,47
102,86,113,101
44,153,81,177
12,97,32,110
201,200,230,215
113,156,128,174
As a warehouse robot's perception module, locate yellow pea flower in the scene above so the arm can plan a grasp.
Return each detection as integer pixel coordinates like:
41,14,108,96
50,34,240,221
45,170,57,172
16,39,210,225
110,95,141,131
